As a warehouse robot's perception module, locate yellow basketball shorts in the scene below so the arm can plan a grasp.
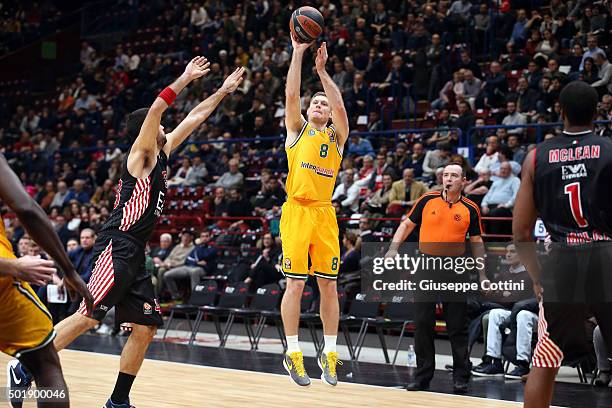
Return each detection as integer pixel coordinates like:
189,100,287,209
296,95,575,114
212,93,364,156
280,199,340,280
0,277,55,358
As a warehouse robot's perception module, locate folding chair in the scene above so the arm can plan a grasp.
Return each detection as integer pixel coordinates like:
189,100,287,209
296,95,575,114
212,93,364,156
257,285,314,352
302,287,349,356
364,297,415,365
223,283,282,350
162,279,217,340
339,293,381,361
189,282,249,346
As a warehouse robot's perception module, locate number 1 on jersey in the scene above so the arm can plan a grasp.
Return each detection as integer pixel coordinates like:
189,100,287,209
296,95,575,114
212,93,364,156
564,182,588,227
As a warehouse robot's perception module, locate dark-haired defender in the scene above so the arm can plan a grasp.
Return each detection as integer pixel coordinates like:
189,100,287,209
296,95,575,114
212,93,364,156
514,81,612,407
8,57,245,408
280,37,349,386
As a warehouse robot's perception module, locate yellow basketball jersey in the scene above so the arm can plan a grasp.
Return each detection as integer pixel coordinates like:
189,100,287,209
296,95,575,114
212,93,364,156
0,216,15,260
285,122,342,203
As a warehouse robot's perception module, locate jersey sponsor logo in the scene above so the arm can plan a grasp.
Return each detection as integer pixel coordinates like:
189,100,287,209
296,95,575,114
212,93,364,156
99,305,109,311
308,129,316,136
548,145,600,163
162,170,168,189
284,258,292,270
326,128,335,143
300,161,334,178
155,191,165,217
154,299,161,313
561,163,587,180
143,302,152,315
454,214,462,222
566,230,612,244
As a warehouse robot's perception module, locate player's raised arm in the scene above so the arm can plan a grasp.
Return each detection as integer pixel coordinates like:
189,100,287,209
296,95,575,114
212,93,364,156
0,154,94,314
127,56,210,177
512,149,542,299
315,42,349,147
164,67,245,155
285,35,313,145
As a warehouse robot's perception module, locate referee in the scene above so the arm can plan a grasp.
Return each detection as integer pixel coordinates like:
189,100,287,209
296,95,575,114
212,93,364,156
386,162,486,393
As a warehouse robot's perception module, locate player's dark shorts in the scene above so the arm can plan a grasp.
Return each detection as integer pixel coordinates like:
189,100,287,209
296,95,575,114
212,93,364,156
533,243,612,368
77,231,163,327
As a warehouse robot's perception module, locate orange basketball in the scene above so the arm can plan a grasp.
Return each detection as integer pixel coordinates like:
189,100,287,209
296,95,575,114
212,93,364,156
290,6,324,43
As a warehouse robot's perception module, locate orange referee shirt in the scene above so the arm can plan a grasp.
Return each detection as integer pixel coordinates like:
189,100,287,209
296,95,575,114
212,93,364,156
407,191,483,256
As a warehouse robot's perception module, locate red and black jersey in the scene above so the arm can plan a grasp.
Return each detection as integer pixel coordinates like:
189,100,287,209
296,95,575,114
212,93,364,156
100,149,168,246
534,131,612,243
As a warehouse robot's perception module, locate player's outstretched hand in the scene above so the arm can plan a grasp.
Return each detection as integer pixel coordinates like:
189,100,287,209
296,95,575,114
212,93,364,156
183,56,211,81
315,42,328,73
12,255,56,286
291,32,314,53
63,271,94,317
220,67,246,94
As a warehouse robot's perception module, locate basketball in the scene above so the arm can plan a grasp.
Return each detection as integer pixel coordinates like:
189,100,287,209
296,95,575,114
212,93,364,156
290,6,324,43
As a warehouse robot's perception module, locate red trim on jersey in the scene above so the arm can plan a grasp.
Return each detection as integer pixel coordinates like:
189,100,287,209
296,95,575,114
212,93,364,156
78,240,114,315
119,177,151,231
113,180,123,209
532,301,564,368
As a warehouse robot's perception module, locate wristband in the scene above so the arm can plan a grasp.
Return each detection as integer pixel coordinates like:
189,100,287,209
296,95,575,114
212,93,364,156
158,87,177,106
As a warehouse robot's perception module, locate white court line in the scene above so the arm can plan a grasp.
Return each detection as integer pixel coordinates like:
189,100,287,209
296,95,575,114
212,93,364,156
62,349,566,407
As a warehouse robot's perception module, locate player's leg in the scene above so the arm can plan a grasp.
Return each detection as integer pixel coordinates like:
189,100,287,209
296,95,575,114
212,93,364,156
105,250,162,407
524,367,559,408
54,237,119,349
279,202,312,386
109,323,156,406
16,343,69,408
52,313,99,350
2,280,66,408
310,206,341,386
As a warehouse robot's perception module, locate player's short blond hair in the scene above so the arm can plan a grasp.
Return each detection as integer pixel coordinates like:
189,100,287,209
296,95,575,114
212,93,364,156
312,91,327,99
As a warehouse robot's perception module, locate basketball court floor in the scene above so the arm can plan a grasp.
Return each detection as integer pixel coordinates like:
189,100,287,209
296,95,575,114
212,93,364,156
1,334,607,407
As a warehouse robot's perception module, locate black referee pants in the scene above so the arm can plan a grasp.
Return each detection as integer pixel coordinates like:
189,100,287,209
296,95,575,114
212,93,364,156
414,301,470,385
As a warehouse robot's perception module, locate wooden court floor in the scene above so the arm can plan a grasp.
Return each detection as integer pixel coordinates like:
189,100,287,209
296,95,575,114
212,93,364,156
0,350,525,407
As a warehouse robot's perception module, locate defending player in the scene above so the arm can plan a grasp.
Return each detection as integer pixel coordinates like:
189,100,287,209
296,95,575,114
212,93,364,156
0,152,93,408
280,36,349,387
8,57,245,408
513,81,612,407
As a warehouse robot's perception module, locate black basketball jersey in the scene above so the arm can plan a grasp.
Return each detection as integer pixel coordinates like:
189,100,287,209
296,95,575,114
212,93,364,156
534,131,612,243
100,149,168,246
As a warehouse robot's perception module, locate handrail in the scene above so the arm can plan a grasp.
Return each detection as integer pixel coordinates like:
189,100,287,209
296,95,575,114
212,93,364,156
464,120,612,147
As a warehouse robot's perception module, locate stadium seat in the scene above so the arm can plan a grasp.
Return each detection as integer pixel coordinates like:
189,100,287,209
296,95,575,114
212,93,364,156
222,283,282,350
189,282,249,347
257,285,315,353
339,293,381,361
162,279,218,340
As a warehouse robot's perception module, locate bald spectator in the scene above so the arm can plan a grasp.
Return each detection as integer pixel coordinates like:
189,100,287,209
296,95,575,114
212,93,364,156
482,162,520,219
152,233,174,267
389,168,428,209
51,181,69,208
215,158,244,190
64,179,90,204
581,35,604,71
591,52,612,95
474,136,500,173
